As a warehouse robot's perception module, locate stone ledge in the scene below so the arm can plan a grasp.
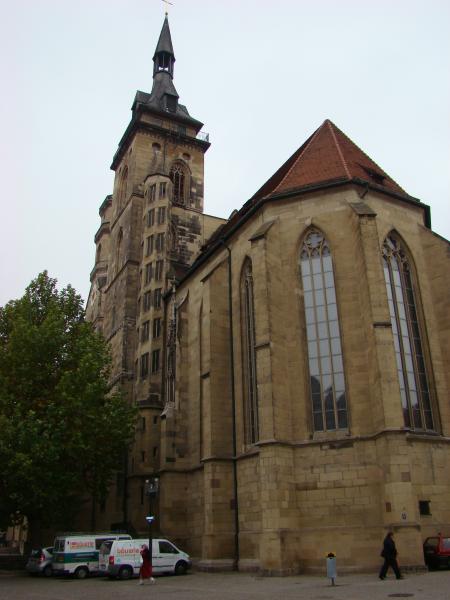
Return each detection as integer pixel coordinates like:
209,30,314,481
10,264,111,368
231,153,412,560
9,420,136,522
195,559,235,572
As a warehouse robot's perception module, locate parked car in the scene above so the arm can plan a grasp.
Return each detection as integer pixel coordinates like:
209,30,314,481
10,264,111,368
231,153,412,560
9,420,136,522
423,534,450,570
26,547,54,577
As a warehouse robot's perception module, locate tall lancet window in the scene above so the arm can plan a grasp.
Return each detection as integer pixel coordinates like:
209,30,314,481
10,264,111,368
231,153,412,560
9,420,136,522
382,234,434,431
300,229,348,432
241,259,259,445
170,163,186,205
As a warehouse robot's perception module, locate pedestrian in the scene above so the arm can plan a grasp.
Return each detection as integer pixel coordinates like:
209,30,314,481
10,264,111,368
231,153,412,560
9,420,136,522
139,544,154,585
379,531,404,580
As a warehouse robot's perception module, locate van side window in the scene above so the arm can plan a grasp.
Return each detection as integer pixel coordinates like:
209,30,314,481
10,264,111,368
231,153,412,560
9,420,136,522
158,541,178,554
96,538,109,549
443,538,450,551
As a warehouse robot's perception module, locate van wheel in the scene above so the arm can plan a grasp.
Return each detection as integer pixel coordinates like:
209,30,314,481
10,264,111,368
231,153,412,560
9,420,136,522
43,565,53,577
119,566,133,580
175,561,188,575
74,566,89,579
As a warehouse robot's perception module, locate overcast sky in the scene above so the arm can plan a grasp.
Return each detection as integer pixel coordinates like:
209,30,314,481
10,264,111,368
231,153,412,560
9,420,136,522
1,0,449,306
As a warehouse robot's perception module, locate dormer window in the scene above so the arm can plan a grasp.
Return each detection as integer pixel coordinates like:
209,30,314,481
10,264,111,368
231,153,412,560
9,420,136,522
360,164,386,185
165,94,177,113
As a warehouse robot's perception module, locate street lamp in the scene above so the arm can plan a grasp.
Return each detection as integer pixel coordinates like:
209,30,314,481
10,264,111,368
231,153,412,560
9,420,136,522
144,477,159,571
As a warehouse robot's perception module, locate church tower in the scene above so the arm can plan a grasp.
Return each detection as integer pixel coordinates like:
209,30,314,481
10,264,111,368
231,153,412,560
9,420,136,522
86,15,213,532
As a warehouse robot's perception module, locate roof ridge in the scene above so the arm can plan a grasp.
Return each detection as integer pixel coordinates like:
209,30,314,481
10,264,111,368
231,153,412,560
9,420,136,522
271,121,326,195
326,119,352,180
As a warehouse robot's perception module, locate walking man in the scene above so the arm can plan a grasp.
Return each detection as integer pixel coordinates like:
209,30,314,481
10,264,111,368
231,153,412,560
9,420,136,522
379,531,403,580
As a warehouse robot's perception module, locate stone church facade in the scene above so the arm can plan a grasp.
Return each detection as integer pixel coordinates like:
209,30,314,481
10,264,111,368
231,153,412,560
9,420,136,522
86,16,450,573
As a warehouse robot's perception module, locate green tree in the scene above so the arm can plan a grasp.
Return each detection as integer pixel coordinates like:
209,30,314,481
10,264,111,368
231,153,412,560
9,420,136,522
0,272,136,545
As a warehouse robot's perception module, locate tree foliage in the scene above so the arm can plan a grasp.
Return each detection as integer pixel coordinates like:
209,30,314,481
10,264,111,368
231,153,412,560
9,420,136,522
0,272,136,537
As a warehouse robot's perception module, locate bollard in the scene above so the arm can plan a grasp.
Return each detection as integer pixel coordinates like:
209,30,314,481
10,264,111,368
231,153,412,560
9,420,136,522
326,552,337,586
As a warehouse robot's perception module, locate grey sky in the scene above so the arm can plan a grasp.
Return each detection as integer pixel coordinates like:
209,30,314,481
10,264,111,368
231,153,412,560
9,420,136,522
1,0,449,306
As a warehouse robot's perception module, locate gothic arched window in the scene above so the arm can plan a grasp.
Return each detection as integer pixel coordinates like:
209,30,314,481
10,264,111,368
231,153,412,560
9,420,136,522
116,228,123,274
170,163,187,205
241,258,259,445
300,229,348,432
118,166,128,208
382,233,434,431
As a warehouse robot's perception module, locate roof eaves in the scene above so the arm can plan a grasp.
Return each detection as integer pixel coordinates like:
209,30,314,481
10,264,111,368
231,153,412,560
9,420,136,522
179,178,431,286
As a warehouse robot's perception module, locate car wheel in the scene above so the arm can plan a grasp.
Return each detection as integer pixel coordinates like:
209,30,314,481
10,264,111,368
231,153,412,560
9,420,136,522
119,565,133,580
174,560,188,575
43,565,53,577
74,566,89,579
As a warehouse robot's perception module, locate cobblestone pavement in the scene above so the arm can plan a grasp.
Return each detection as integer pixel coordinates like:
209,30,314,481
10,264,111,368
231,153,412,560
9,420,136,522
0,570,448,600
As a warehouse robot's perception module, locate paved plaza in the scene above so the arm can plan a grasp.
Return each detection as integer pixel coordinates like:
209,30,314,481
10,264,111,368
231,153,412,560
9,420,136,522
0,570,449,600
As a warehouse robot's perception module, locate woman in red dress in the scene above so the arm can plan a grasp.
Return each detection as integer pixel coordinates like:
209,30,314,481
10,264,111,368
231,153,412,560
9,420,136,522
139,544,153,585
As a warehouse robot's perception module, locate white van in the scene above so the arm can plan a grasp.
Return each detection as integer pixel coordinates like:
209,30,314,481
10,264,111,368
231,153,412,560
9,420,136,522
99,538,191,580
52,533,131,578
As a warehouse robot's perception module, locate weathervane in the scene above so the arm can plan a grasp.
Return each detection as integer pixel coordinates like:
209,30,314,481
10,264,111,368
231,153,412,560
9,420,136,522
162,0,173,15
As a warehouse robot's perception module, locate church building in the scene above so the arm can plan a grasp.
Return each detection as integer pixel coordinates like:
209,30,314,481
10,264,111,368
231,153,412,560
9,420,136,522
86,15,450,573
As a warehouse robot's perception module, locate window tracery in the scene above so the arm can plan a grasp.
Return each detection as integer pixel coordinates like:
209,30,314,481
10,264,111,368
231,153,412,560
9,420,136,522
170,162,188,205
382,233,434,431
300,229,348,432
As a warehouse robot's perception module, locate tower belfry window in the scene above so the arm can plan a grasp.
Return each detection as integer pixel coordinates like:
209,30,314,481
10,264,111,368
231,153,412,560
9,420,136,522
158,52,171,72
170,163,187,205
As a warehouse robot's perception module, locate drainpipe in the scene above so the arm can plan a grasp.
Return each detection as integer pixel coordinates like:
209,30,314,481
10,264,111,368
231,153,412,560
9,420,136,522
219,239,240,570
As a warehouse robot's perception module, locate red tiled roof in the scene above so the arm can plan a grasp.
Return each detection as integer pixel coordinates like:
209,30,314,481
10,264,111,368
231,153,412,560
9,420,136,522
194,119,416,268
251,119,406,201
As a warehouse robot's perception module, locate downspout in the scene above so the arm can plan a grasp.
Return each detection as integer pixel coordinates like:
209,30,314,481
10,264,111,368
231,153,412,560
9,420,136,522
219,239,240,570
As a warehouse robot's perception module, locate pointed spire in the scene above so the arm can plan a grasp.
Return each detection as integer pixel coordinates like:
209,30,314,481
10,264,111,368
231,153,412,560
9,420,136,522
153,15,175,78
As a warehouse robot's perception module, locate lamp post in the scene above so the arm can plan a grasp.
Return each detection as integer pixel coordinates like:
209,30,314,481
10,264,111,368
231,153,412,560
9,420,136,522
144,477,159,571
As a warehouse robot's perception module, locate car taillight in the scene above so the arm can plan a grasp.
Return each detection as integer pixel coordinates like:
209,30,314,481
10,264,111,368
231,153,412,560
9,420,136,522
40,554,45,563
109,556,114,565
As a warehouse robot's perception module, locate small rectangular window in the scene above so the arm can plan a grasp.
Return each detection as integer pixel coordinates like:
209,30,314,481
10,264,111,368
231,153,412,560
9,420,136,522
149,184,156,203
159,182,166,198
155,260,164,281
141,451,146,462
153,317,161,339
145,262,153,284
153,446,158,457
141,320,150,342
140,353,149,378
153,416,158,425
146,235,154,256
143,291,151,311
151,349,160,373
157,207,166,225
147,209,155,227
419,500,431,516
154,288,162,309
141,417,146,431
156,232,165,253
